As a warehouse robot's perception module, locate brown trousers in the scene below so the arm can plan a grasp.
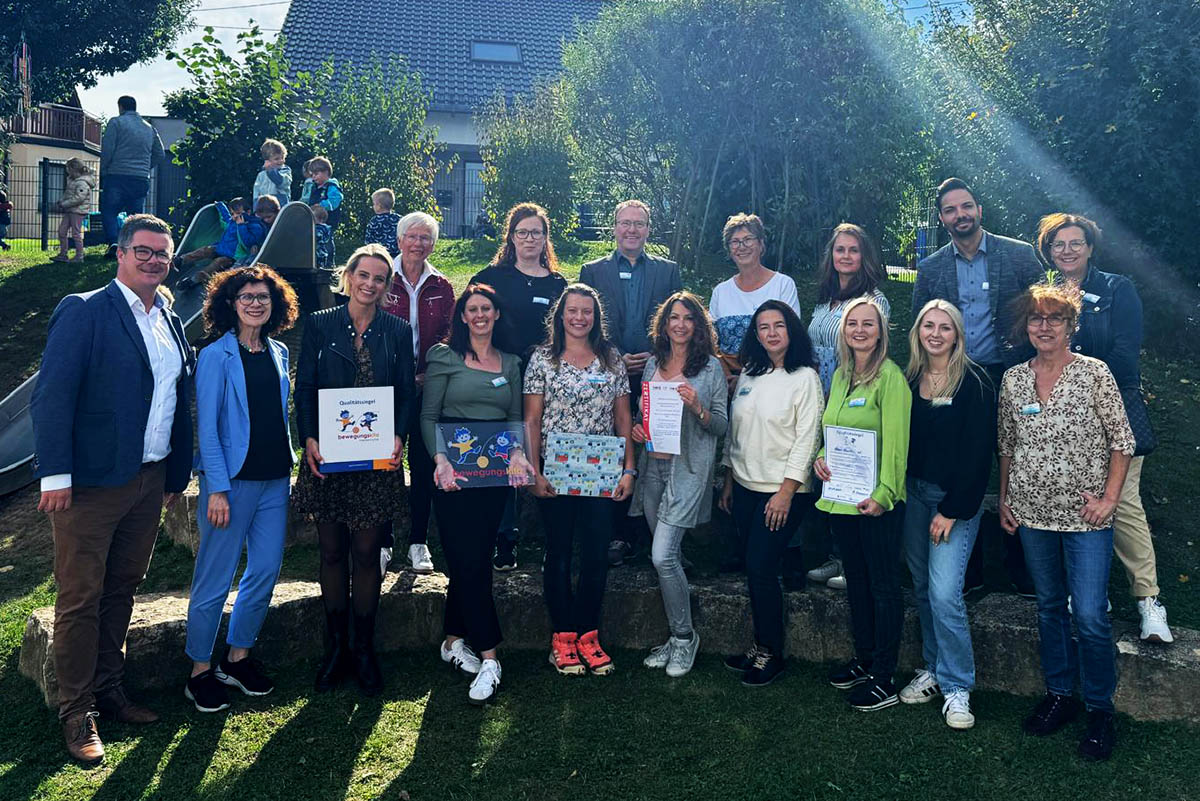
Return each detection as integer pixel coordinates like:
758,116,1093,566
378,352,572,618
51,461,166,720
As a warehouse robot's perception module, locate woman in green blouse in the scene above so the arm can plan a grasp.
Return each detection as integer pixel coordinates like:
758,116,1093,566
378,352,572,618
813,296,912,711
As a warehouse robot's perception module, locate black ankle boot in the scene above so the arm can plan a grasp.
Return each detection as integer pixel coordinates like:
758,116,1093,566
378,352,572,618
315,610,351,692
353,613,383,696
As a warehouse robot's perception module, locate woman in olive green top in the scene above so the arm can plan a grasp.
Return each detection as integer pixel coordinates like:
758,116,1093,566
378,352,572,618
813,296,912,712
421,283,533,706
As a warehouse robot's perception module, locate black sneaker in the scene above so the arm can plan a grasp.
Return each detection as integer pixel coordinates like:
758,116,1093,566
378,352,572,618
215,656,274,696
741,648,785,687
493,545,517,572
184,669,231,713
1022,692,1080,736
828,658,872,690
607,540,632,567
724,644,760,673
1078,710,1116,761
848,677,899,711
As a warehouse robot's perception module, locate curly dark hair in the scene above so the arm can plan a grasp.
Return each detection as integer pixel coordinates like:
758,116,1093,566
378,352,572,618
201,264,300,343
544,284,619,372
738,300,816,376
447,283,513,360
649,291,717,378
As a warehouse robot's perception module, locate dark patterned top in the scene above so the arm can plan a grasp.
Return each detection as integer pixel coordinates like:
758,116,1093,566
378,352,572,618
523,346,628,461
364,212,402,257
315,223,335,269
998,355,1135,532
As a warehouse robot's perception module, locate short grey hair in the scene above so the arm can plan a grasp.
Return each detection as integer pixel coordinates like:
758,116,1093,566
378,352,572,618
118,214,172,249
397,211,440,247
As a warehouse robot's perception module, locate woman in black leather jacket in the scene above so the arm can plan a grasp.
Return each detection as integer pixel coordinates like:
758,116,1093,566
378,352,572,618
294,244,416,695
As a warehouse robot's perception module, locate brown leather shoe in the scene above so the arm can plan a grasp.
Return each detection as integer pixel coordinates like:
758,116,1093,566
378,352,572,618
95,686,159,724
63,711,104,767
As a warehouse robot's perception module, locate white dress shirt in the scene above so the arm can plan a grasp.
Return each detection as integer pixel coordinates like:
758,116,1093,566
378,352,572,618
391,257,437,362
41,279,183,491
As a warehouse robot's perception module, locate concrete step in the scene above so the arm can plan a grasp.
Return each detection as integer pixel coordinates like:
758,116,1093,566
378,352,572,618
19,568,1199,722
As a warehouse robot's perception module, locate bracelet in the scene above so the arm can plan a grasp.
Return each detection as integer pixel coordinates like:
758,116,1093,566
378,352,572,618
622,468,638,478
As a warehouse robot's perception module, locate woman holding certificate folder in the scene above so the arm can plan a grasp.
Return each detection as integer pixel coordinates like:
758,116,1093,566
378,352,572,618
294,244,415,696
812,296,911,712
524,284,636,677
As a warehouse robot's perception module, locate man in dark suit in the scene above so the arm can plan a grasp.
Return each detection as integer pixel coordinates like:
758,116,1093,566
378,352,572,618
912,178,1043,595
32,214,195,766
579,200,682,565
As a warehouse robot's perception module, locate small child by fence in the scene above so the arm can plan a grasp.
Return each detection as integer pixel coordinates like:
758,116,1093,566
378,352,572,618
0,191,12,251
51,158,96,263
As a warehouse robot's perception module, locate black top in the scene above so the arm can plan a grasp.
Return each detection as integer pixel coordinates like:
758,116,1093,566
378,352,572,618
234,347,293,481
906,365,996,520
469,264,567,361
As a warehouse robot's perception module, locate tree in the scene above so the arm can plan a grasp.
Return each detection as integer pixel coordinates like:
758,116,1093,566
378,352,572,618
0,0,195,114
324,57,444,237
476,83,586,238
164,27,328,220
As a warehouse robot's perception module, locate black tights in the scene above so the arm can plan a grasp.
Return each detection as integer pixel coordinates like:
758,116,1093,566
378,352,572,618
318,523,383,618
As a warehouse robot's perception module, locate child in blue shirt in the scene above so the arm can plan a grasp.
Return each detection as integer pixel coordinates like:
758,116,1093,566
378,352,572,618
175,197,268,287
252,138,292,208
364,187,402,257
305,156,342,229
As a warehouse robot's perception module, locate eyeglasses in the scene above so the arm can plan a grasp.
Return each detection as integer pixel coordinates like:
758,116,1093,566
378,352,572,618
403,233,434,245
615,220,648,230
728,235,758,250
513,229,546,241
126,245,172,263
236,293,272,306
1028,314,1068,328
1050,239,1088,253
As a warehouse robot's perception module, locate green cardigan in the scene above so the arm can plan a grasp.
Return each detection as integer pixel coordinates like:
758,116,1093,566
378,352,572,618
815,358,912,515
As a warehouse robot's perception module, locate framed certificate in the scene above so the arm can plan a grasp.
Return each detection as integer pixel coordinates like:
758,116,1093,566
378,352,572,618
820,425,878,505
318,387,395,472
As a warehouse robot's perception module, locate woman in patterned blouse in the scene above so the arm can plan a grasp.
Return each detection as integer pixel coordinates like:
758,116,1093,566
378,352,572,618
998,283,1134,762
524,285,637,676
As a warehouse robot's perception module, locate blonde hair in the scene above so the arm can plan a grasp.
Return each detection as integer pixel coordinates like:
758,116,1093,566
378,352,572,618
835,296,889,388
905,299,975,400
372,188,395,211
335,244,393,305
261,138,287,161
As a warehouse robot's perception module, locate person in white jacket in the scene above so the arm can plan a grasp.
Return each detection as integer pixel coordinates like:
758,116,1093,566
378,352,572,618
719,299,824,686
53,158,96,263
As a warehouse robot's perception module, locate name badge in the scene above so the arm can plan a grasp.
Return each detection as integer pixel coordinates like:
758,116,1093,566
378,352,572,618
848,397,866,408
491,376,508,387
1082,292,1101,304
587,375,607,385
931,397,953,407
532,296,550,305
981,281,990,290
737,386,752,397
619,271,632,280
1019,403,1041,415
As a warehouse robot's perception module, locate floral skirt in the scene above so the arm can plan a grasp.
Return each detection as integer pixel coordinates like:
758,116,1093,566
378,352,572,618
291,464,409,531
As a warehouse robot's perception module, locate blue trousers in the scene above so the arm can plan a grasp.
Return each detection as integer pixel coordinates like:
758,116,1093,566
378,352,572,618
185,477,290,663
100,174,150,243
1019,525,1116,712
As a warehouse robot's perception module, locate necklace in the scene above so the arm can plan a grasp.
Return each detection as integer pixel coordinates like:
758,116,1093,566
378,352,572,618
926,370,947,393
239,339,264,354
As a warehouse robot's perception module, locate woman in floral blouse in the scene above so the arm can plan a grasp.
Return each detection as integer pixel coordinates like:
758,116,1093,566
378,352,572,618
998,283,1134,763
525,284,637,676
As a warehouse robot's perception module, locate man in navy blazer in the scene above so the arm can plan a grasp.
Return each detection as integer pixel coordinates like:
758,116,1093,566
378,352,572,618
32,214,195,766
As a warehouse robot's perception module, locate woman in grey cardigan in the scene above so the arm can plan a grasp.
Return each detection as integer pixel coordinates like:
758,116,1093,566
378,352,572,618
631,291,728,677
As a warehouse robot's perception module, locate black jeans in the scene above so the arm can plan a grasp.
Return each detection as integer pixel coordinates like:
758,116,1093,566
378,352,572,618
731,482,813,653
830,505,905,682
405,398,435,546
539,495,613,633
433,484,508,652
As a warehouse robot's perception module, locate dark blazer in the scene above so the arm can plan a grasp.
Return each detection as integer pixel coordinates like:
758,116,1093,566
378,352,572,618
579,250,682,355
912,231,1044,366
295,304,415,444
32,280,195,492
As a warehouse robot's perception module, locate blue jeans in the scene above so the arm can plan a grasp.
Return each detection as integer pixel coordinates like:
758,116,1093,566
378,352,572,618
1019,525,1116,712
100,174,150,243
185,477,290,663
902,478,980,693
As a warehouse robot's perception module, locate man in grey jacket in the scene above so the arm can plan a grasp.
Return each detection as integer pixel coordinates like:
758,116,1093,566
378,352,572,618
100,96,166,257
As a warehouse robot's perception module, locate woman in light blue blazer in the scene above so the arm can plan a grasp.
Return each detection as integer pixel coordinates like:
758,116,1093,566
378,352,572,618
183,265,300,713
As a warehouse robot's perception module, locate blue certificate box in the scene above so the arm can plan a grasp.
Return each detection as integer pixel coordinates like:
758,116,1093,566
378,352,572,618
438,422,528,488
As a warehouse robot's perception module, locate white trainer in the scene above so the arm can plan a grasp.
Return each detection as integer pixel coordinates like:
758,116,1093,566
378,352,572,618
665,632,700,678
1138,596,1174,644
408,543,435,574
942,690,975,730
806,558,842,583
469,658,502,705
643,639,674,669
826,574,847,590
899,668,941,704
379,547,392,576
440,638,482,674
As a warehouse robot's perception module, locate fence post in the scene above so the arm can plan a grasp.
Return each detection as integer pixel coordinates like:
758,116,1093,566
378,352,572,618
39,157,50,251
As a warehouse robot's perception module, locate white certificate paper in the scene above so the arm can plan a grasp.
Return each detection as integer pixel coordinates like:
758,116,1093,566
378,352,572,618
641,381,683,455
821,425,878,505
318,386,395,472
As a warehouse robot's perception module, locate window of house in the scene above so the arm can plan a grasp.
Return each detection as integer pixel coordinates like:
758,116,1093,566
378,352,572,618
470,42,521,63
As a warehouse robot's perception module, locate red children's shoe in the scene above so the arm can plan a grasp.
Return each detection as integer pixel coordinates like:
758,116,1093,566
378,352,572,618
548,632,586,676
578,630,614,675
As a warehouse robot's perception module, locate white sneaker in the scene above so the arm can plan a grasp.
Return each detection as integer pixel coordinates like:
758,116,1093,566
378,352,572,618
826,574,847,590
408,543,434,574
806,558,842,583
379,547,392,576
469,658,501,705
1138,596,1174,643
899,668,941,704
440,639,482,674
665,632,700,678
942,690,975,730
643,638,673,669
